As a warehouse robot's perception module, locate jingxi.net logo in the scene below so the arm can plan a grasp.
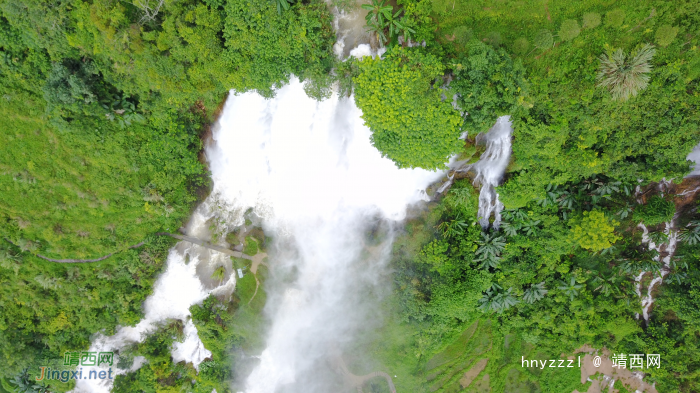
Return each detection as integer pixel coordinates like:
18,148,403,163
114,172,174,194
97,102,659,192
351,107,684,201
35,351,115,382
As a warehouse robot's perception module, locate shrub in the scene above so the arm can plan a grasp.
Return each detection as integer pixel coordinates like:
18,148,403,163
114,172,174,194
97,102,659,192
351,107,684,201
558,19,580,41
513,37,530,55
570,210,620,251
605,9,625,28
453,26,473,46
243,236,259,256
353,47,463,169
451,41,528,135
582,12,601,29
485,31,503,47
655,25,679,47
633,196,675,226
596,44,655,101
534,29,553,49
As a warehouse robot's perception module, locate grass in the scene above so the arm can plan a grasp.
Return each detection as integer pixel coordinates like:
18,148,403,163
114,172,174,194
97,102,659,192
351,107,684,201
0,86,205,259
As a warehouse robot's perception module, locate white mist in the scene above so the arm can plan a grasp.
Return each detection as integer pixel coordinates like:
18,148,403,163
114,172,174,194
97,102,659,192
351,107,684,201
207,78,444,392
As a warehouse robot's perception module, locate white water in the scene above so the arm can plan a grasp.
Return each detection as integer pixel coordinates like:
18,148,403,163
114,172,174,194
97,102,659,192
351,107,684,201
72,202,241,392
207,78,443,392
470,116,513,228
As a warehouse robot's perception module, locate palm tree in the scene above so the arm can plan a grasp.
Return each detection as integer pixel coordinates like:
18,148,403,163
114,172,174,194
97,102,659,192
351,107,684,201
557,277,583,301
523,282,548,304
596,44,655,100
479,284,519,313
679,221,700,245
475,232,506,260
211,266,226,283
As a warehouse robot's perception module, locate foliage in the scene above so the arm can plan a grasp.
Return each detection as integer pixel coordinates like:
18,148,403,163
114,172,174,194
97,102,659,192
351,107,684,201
596,44,656,101
353,47,462,170
633,195,675,226
243,236,259,256
558,19,580,42
512,37,529,55
582,12,601,30
450,40,528,135
522,281,548,304
478,284,519,313
605,9,626,28
655,24,679,47
570,210,620,251
0,236,172,378
452,26,473,46
533,29,553,49
272,0,297,14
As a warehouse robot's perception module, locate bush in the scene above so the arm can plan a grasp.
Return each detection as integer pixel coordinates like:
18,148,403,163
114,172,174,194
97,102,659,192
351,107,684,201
451,41,528,135
485,31,503,47
570,210,620,251
453,26,473,46
605,9,625,28
513,37,530,55
558,19,580,41
655,25,679,47
353,47,463,169
634,196,675,226
534,29,553,49
243,236,259,256
582,12,601,29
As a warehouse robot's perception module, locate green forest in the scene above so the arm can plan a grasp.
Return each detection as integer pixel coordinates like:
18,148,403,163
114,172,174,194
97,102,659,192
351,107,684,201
1,0,699,392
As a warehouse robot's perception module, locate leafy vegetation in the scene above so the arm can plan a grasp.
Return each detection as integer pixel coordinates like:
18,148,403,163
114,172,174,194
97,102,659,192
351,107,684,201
353,47,462,169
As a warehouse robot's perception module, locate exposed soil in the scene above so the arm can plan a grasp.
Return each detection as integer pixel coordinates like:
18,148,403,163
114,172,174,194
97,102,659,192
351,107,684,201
459,358,488,388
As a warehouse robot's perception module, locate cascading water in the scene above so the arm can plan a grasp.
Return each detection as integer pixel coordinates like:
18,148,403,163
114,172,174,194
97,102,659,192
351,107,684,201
73,77,444,392
209,79,443,392
467,116,513,228
72,36,514,390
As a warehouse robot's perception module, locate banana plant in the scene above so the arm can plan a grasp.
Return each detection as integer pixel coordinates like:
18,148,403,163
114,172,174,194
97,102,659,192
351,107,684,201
361,0,392,26
364,18,389,46
273,0,296,14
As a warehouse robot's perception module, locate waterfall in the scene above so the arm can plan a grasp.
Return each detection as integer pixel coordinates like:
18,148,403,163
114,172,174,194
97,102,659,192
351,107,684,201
209,79,443,392
74,78,444,392
469,116,513,228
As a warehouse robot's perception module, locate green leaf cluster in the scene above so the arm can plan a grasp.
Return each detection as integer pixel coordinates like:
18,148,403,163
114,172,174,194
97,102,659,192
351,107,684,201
354,47,463,170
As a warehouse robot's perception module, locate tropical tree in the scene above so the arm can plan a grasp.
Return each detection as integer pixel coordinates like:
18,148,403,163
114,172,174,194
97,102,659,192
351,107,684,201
679,221,700,245
479,284,519,313
522,282,548,304
474,231,505,269
364,18,389,46
596,44,655,101
361,0,392,26
557,277,583,301
437,216,468,239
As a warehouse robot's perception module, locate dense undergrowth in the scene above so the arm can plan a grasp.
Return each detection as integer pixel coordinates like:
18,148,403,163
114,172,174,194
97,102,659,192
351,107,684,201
2,0,700,391
0,0,334,386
